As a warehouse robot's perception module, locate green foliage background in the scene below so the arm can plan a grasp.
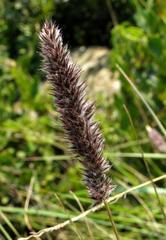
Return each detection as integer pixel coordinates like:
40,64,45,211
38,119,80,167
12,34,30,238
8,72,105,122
0,0,166,239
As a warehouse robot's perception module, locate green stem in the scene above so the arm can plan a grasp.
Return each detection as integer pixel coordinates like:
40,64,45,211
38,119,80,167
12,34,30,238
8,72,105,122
105,152,166,159
104,201,120,240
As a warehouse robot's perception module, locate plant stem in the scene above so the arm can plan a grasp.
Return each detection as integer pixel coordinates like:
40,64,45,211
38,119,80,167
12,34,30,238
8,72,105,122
104,201,120,240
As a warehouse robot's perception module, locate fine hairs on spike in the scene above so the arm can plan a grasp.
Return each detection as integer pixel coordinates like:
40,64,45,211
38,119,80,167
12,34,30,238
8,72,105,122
39,21,115,203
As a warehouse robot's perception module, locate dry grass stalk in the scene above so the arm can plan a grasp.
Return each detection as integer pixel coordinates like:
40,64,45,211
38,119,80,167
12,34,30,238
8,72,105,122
18,174,166,240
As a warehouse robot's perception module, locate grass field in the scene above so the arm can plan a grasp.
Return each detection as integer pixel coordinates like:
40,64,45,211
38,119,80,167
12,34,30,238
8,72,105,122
0,1,166,239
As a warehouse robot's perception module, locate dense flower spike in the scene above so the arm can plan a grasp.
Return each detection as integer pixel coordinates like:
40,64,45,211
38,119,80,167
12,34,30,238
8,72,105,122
39,21,114,202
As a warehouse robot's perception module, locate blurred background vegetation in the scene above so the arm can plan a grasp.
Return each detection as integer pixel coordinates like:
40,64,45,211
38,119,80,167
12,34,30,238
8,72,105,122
0,0,166,239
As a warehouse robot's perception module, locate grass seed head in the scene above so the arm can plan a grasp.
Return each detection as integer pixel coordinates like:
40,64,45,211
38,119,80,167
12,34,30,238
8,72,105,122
39,21,115,202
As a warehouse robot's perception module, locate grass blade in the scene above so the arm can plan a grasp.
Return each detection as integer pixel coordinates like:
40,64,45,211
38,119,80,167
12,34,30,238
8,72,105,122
116,64,166,137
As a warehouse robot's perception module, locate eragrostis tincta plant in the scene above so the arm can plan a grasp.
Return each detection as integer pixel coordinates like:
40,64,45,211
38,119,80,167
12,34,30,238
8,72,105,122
39,21,115,203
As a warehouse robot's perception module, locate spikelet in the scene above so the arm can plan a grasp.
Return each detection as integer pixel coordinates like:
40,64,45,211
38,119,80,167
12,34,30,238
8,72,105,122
146,126,166,152
39,21,114,202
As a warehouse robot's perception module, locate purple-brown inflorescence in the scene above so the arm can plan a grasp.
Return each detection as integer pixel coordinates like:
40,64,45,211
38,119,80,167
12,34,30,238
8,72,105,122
39,21,114,203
